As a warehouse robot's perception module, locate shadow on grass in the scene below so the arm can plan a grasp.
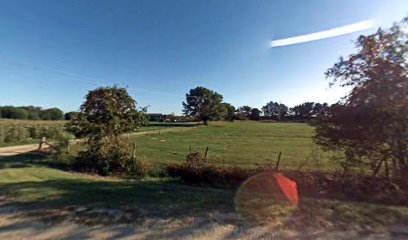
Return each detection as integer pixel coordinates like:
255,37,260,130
0,152,234,216
0,152,52,169
0,178,234,214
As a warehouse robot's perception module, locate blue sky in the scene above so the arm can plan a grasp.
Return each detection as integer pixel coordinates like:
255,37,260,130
0,0,406,114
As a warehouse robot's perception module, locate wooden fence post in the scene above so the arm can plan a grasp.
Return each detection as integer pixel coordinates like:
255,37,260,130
132,142,137,160
38,136,46,150
275,152,282,171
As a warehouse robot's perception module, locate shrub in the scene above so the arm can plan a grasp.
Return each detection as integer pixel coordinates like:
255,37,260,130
76,138,132,176
67,86,146,176
185,151,212,168
166,152,253,188
127,158,153,177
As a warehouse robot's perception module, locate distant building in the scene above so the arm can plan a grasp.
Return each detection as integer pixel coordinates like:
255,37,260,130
147,113,163,122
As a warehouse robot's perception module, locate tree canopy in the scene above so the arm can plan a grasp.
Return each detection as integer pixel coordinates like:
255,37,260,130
0,106,64,120
69,85,145,139
68,85,146,175
237,106,252,120
182,87,225,125
291,102,328,119
262,102,288,120
249,108,262,120
314,17,408,178
222,103,236,122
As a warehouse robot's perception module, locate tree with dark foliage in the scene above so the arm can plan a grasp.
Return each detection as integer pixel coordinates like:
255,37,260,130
64,111,79,120
249,108,262,120
314,17,408,179
182,87,225,125
291,102,329,120
237,106,252,120
222,103,236,121
39,108,64,120
262,101,288,120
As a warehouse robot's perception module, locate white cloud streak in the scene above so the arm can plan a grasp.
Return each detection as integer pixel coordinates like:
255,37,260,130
270,19,375,47
0,59,182,98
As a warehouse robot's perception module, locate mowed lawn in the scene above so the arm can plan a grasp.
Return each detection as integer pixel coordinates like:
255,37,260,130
130,121,342,171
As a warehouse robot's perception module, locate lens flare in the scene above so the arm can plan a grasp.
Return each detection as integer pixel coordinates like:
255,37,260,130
235,171,298,224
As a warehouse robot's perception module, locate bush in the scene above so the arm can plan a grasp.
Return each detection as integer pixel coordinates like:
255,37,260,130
166,163,253,188
166,152,254,188
67,86,146,176
75,138,132,176
128,158,153,177
185,152,212,168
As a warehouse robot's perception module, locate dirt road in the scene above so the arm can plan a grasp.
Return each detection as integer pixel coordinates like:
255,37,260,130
0,144,39,158
0,198,392,240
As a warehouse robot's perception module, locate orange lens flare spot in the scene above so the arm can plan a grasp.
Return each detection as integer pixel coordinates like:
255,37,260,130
235,171,299,223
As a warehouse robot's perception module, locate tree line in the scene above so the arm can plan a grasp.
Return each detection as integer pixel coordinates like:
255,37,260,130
182,89,330,123
0,106,79,121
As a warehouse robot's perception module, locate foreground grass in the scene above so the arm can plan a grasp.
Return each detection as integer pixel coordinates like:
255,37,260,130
0,153,407,239
130,121,343,171
0,153,231,215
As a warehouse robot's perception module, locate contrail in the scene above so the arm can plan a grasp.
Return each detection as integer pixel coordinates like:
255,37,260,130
0,59,182,98
270,19,375,47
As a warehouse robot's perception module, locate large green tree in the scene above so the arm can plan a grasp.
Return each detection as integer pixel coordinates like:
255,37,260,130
0,106,29,119
237,106,252,120
249,108,262,121
262,102,288,120
291,102,329,119
314,17,408,178
222,103,236,122
39,108,64,120
182,87,225,125
68,85,146,175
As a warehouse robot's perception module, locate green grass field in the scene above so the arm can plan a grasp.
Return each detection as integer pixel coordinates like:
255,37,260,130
1,153,407,237
129,121,343,171
135,122,197,132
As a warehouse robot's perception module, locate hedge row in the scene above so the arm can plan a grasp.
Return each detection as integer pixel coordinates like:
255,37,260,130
165,153,408,205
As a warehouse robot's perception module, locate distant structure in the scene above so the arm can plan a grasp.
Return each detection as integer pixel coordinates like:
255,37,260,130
147,113,163,122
